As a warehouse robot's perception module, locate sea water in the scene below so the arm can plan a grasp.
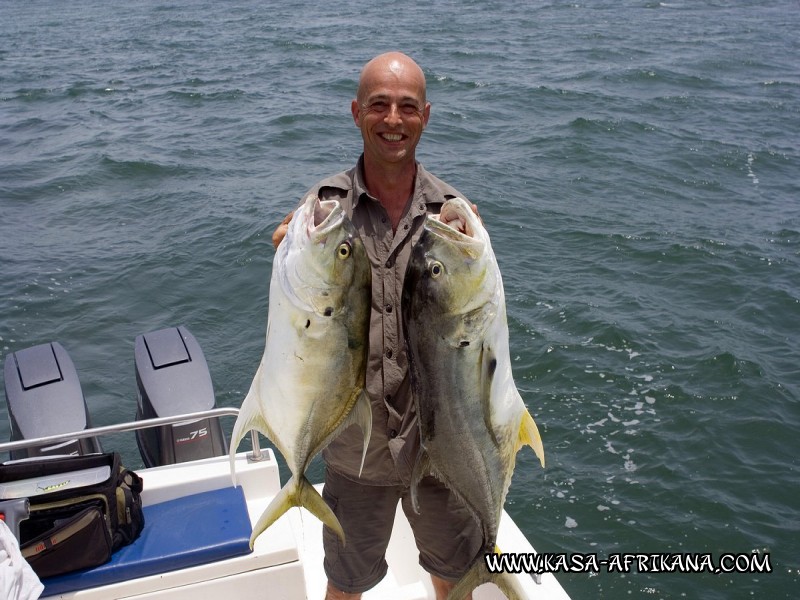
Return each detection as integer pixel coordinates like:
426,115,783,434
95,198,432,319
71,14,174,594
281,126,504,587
2,1,798,597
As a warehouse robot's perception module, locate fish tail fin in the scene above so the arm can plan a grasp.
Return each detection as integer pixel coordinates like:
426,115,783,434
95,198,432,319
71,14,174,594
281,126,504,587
446,560,483,600
297,475,346,546
447,548,529,600
250,475,345,549
517,409,545,468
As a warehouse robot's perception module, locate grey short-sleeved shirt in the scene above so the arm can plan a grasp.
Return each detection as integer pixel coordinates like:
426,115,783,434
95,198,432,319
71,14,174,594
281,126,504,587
304,156,468,486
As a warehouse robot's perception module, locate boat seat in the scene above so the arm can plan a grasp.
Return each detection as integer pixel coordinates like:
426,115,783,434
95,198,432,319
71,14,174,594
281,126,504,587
41,485,253,596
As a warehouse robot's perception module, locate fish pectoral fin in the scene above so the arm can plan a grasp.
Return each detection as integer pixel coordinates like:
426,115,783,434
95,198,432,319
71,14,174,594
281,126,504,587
409,450,432,515
517,409,545,468
345,390,372,477
251,475,346,549
325,389,372,477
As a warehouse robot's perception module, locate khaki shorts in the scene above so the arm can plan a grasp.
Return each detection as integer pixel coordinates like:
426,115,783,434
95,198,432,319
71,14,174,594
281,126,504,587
321,467,484,594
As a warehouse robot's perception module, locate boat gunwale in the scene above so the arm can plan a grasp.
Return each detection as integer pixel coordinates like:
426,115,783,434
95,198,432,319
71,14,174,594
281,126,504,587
0,407,265,460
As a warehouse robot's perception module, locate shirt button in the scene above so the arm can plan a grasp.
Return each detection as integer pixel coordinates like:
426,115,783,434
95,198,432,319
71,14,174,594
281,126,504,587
385,258,393,268
389,429,398,439
385,304,393,314
385,348,393,359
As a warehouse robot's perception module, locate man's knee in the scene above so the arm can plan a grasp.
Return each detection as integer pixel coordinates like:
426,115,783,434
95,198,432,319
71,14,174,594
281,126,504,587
325,580,363,600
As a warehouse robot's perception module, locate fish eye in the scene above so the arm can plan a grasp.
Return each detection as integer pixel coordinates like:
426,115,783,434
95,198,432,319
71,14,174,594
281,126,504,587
337,242,351,260
430,261,444,278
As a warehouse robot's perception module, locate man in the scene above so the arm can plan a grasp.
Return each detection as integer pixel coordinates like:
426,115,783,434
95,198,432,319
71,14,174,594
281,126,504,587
273,52,481,600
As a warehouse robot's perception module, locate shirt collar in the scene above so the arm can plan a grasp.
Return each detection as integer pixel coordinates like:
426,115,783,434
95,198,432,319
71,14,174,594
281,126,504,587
351,155,371,210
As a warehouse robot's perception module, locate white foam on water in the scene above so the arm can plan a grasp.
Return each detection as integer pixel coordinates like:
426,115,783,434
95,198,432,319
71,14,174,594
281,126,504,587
747,152,759,185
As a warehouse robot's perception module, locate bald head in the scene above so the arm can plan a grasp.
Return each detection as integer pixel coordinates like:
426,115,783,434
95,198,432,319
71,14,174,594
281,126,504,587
357,52,427,106
352,52,431,175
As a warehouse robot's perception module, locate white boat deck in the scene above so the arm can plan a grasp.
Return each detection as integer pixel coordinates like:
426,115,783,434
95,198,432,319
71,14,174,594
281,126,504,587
41,451,570,600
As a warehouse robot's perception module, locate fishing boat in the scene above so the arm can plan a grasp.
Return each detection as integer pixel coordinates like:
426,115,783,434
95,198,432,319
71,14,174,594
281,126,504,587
0,325,571,600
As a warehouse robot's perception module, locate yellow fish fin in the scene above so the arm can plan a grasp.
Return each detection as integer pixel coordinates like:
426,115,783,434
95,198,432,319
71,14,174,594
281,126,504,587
517,409,545,468
250,475,345,549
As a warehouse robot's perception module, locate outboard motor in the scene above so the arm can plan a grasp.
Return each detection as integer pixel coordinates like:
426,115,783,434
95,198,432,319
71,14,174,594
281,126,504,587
3,342,103,460
134,325,227,467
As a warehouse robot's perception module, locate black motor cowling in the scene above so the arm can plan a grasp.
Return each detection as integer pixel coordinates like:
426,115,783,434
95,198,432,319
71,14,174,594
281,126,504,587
134,325,227,468
3,342,103,460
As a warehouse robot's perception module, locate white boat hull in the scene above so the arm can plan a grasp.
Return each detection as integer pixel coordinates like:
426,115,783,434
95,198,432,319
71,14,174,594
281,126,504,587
39,451,570,600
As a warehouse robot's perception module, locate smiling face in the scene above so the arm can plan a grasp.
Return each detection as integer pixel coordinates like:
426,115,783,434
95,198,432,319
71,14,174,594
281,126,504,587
351,52,431,171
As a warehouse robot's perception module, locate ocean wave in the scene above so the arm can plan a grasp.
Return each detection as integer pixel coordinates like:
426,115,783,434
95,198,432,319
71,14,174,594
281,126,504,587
165,88,248,103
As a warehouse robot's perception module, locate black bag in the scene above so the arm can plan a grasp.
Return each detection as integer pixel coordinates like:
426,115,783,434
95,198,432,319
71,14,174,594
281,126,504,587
0,452,145,579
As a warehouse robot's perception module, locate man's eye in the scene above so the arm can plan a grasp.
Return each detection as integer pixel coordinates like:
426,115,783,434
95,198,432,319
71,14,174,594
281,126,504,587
401,104,420,115
370,102,389,112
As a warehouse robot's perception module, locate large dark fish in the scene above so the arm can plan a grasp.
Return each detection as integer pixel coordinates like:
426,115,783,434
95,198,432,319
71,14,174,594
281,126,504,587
403,197,545,599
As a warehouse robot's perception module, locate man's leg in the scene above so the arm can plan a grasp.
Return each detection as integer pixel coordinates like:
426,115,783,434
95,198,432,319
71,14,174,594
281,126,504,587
431,574,472,600
322,469,400,596
324,581,362,600
402,476,483,600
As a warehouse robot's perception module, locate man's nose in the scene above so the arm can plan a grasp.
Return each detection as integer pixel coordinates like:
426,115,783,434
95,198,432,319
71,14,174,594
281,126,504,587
384,104,402,125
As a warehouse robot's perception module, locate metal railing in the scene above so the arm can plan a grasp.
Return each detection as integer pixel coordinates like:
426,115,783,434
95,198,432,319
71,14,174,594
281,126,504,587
0,407,264,461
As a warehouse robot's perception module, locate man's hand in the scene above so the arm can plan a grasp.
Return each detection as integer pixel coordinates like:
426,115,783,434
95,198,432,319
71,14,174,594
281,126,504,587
470,202,481,223
272,211,294,249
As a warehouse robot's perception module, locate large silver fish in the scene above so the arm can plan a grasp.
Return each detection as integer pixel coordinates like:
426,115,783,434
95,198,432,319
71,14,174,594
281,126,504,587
230,194,372,548
402,197,545,600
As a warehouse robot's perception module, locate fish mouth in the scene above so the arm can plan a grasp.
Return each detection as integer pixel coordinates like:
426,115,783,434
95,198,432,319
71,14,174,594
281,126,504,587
422,220,484,268
424,197,487,259
428,198,483,240
305,198,346,240
426,212,482,254
426,216,470,242
438,200,477,237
